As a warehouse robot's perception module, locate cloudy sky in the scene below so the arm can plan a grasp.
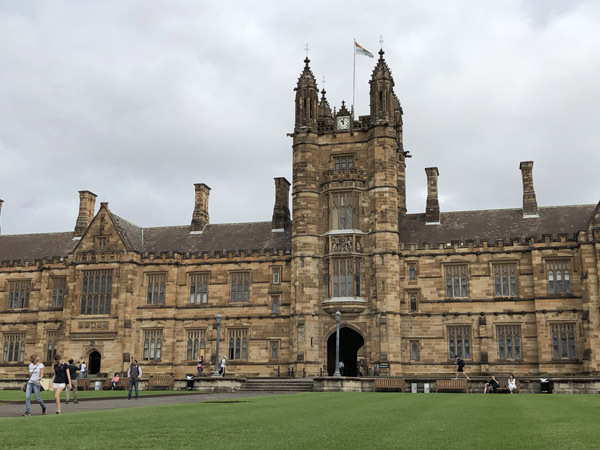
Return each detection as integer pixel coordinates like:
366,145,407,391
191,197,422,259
1,0,599,235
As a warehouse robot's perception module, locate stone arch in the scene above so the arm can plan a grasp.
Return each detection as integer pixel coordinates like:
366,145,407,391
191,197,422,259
326,326,365,376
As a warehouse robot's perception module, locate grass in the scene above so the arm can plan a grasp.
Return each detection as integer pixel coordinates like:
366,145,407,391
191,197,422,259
0,389,195,402
2,393,600,449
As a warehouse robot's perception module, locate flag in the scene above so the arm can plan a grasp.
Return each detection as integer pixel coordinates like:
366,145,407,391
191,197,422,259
355,41,374,58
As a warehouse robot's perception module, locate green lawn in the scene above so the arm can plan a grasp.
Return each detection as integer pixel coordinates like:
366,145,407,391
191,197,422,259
2,393,600,449
0,389,194,402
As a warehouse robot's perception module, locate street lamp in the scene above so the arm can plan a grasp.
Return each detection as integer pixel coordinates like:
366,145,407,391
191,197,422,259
333,311,341,377
213,314,222,377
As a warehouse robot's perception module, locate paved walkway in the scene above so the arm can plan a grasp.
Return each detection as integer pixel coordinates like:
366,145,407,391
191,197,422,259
0,391,290,418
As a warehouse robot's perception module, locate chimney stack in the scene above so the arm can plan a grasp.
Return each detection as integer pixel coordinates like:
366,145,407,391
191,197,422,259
191,183,211,232
520,161,539,217
425,167,440,224
74,190,97,237
272,177,291,230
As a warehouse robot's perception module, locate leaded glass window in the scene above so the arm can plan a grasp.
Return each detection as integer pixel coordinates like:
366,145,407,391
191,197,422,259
2,333,26,362
143,330,163,361
448,326,471,359
445,265,468,299
146,273,166,305
330,258,361,298
330,192,360,230
186,329,205,360
547,261,571,295
497,325,521,360
494,264,517,298
51,277,66,308
230,272,250,303
551,323,576,359
189,273,209,304
8,280,31,309
80,270,112,314
228,328,248,360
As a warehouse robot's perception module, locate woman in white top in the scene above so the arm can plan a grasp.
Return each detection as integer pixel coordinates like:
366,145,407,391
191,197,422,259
508,374,518,394
220,356,226,377
24,354,47,416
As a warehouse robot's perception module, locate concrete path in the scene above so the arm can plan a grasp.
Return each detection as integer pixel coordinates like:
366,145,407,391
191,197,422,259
0,391,292,418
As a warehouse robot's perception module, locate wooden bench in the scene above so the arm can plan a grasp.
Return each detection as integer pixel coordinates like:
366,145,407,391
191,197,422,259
76,378,92,391
146,376,175,390
103,378,129,390
436,379,468,393
496,379,520,393
374,378,406,392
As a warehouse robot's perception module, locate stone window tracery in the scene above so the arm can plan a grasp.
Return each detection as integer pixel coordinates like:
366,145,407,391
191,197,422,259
143,329,162,361
8,280,31,309
189,273,209,304
494,264,517,298
146,273,166,305
497,325,521,360
448,325,471,359
80,270,112,314
2,333,25,362
228,328,248,360
547,261,571,296
551,323,576,359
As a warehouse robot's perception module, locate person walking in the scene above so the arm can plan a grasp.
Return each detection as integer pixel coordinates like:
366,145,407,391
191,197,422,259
127,359,142,399
65,359,79,404
51,355,72,414
79,361,87,378
455,355,470,380
220,356,226,377
23,354,47,416
197,356,204,377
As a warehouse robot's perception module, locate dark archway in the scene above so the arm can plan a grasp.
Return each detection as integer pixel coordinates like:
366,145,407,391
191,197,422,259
327,327,365,376
88,351,101,375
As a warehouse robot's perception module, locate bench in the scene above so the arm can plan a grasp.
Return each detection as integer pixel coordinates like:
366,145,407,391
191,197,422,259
496,379,520,393
436,379,468,393
146,376,175,390
103,378,129,390
76,378,92,391
374,378,406,392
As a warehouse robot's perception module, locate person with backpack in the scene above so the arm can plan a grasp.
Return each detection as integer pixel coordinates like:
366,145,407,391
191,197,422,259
455,354,470,380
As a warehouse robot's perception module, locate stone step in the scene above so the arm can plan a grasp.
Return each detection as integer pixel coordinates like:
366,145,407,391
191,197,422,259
242,378,314,392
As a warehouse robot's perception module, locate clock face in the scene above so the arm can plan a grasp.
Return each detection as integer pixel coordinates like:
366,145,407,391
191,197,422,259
337,116,350,130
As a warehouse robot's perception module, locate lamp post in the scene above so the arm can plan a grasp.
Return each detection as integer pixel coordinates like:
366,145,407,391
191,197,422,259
333,311,342,377
212,314,222,377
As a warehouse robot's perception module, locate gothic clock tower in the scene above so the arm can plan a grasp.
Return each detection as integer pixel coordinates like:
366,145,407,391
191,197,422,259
290,50,407,377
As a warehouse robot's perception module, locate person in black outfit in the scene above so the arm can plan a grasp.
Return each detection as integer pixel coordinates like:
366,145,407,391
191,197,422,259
484,375,500,393
65,359,79,404
51,355,72,414
455,355,470,380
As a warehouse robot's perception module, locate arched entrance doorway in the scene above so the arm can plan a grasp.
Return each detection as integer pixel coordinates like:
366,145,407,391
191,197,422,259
88,351,101,375
327,327,364,376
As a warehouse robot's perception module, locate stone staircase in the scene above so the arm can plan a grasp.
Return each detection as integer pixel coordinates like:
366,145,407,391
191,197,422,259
242,378,314,392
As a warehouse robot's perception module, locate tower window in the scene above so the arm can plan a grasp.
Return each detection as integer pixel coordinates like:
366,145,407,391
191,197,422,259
334,156,354,172
330,258,361,298
330,192,359,230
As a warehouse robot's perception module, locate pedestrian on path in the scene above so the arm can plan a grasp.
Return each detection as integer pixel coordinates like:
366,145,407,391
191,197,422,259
23,354,47,416
79,361,87,378
65,358,79,404
52,355,72,414
128,359,142,399
197,356,204,377
220,356,226,377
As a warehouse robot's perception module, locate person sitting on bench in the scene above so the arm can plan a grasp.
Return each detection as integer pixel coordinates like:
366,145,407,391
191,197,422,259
484,375,500,393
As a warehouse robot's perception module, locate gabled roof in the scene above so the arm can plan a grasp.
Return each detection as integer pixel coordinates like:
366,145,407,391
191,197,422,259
398,205,596,248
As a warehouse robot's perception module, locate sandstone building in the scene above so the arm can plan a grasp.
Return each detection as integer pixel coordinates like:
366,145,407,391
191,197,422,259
1,50,599,379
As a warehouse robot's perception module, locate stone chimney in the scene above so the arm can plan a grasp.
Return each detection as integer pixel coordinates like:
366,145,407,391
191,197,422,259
272,177,291,230
74,190,98,237
425,167,440,224
520,161,539,217
191,183,211,232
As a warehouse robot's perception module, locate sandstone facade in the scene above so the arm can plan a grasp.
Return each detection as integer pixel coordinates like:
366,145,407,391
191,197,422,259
1,51,599,379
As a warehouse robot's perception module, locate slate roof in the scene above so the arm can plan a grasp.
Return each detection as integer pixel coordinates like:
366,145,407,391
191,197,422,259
0,219,291,263
398,205,597,247
1,204,597,262
0,232,77,262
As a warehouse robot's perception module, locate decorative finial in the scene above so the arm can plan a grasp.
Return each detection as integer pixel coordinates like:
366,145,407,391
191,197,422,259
322,75,326,90
305,43,310,58
379,34,384,50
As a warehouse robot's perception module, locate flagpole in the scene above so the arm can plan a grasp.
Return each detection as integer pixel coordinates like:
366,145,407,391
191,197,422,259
352,38,356,120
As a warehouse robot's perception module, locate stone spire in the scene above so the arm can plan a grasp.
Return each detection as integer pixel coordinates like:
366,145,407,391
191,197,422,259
294,57,319,132
369,49,401,125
